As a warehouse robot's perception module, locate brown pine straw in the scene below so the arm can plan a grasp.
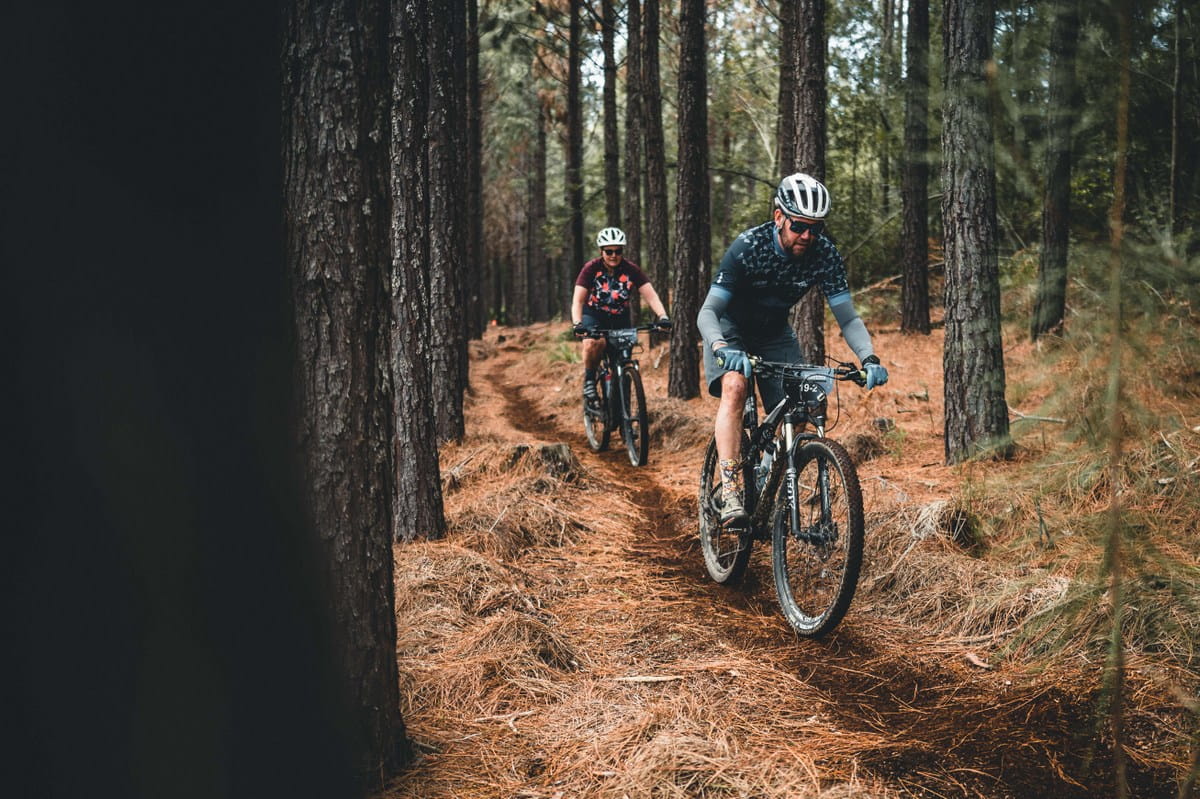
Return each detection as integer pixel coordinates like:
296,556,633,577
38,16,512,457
383,322,1196,798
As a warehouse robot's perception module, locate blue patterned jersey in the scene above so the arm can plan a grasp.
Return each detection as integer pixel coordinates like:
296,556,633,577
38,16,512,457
711,221,849,336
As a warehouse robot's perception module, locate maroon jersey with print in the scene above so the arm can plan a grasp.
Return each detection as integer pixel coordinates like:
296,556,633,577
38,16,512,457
574,258,649,316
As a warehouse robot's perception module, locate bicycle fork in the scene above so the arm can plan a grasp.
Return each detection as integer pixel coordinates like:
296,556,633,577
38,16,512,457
783,411,803,537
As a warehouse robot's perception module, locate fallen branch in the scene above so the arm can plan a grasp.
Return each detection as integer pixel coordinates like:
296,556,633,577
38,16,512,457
473,709,536,732
1007,404,1066,424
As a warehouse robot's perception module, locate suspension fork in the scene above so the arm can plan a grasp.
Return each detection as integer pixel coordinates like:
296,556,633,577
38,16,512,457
784,410,802,535
614,355,636,424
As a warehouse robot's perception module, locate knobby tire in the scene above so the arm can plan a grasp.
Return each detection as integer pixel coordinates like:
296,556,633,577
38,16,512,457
621,368,649,466
699,434,754,584
584,370,610,452
771,439,864,637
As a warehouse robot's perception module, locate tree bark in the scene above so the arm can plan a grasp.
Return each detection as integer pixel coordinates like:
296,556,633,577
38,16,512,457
784,0,827,364
880,0,896,219
1030,0,1080,341
642,0,670,294
426,0,468,441
776,0,797,177
623,0,645,321
528,98,550,322
901,0,931,334
283,0,410,781
601,0,621,226
392,0,449,544
941,0,1011,464
566,0,585,316
466,0,486,338
668,0,709,399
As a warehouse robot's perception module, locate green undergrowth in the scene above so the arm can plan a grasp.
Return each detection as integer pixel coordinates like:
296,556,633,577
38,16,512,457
952,238,1200,674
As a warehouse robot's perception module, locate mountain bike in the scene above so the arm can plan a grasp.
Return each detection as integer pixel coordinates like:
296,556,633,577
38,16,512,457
579,323,663,466
698,356,868,637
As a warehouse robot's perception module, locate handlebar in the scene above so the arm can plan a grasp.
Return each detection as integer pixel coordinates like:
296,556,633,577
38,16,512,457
575,322,669,340
747,356,867,387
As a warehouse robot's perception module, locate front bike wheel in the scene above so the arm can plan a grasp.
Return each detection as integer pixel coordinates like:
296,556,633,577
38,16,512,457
771,439,864,637
620,368,649,466
698,435,754,584
584,371,610,452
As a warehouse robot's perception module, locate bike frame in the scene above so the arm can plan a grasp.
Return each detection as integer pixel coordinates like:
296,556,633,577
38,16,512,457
586,325,654,428
741,362,858,539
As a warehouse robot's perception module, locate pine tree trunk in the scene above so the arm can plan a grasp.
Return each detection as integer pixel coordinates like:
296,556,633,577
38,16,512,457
668,0,709,399
392,0,449,544
1030,0,1080,341
901,0,931,335
941,0,1011,464
426,0,467,441
785,0,827,364
566,0,585,314
623,0,645,321
511,187,529,326
880,0,895,219
466,0,486,338
283,0,409,781
529,99,550,322
776,0,797,176
602,0,621,226
642,0,670,294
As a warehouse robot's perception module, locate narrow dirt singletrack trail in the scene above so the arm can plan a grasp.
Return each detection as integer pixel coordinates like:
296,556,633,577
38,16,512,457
388,326,1183,799
465,332,1176,799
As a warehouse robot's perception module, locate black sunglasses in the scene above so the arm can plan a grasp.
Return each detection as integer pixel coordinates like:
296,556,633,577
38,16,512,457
785,217,824,237
602,248,623,256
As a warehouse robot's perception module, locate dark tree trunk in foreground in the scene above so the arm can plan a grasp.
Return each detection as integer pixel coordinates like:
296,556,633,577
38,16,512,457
427,0,468,441
784,0,827,364
1031,0,1080,341
393,0,448,543
941,0,1011,464
669,0,709,399
283,0,409,782
601,0,621,226
642,0,670,293
900,0,931,334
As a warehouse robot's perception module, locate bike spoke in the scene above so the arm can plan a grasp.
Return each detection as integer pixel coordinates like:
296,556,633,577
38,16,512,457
771,441,864,637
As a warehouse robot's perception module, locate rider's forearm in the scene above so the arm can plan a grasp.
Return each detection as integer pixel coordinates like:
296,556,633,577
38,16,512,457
639,284,668,318
828,291,874,362
570,286,588,324
697,286,732,351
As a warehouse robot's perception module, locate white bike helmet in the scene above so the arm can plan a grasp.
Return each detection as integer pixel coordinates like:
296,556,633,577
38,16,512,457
774,173,831,219
595,227,627,248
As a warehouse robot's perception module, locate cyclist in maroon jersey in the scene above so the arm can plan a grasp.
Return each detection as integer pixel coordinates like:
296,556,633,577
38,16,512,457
571,227,671,401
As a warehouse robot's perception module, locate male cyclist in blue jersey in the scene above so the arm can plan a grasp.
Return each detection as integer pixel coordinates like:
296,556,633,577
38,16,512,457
696,173,890,526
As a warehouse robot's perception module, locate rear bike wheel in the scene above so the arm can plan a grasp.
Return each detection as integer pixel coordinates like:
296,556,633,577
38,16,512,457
620,367,649,466
698,435,754,584
771,439,864,637
583,368,610,451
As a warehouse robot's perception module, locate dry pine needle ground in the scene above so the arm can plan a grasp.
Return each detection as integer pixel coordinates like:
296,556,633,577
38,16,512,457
384,320,1196,799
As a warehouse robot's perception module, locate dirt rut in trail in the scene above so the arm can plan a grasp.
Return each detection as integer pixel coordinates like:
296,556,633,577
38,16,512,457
418,334,1182,799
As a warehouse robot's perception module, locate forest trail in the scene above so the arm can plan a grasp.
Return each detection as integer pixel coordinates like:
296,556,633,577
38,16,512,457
387,323,1182,799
